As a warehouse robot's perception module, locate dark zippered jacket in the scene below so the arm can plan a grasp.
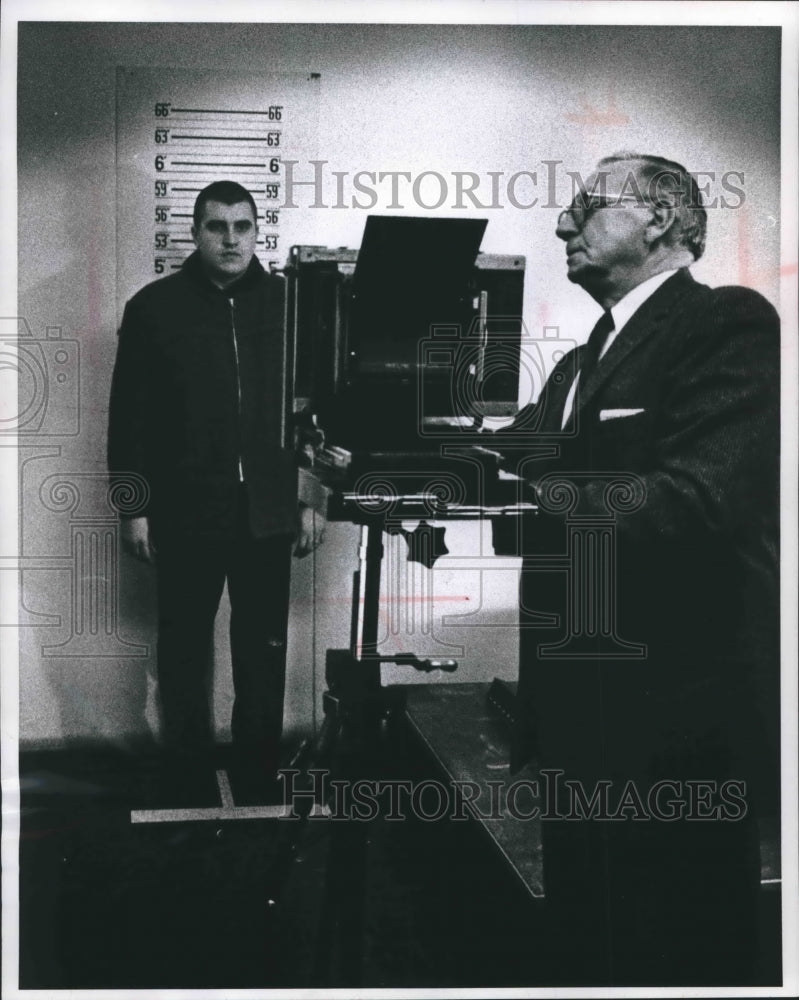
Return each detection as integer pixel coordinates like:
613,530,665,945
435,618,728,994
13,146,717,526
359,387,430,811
108,252,297,541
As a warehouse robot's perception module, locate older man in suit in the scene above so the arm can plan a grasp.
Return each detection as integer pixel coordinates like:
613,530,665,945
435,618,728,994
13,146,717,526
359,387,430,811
510,153,780,985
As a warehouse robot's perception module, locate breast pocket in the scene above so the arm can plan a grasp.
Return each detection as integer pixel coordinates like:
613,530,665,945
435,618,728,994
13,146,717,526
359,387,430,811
594,408,651,468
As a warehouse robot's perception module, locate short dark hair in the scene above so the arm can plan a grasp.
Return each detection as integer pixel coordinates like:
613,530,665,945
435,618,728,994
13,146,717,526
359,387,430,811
193,181,258,228
597,152,707,260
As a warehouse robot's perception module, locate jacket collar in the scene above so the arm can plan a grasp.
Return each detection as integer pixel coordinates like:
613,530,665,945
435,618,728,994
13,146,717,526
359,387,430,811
608,269,680,339
180,250,266,297
576,268,696,416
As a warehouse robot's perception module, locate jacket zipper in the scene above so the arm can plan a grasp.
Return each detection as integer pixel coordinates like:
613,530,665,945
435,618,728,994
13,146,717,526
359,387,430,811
229,298,244,481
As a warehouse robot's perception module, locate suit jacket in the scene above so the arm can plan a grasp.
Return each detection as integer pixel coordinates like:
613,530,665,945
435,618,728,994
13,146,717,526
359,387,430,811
108,252,298,542
509,269,780,813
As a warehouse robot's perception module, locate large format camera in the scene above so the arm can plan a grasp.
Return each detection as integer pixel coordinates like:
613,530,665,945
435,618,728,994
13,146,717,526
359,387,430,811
285,215,525,502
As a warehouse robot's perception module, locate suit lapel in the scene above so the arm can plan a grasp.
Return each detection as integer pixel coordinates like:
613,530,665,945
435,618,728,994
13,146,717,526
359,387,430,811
576,269,696,417
537,348,580,431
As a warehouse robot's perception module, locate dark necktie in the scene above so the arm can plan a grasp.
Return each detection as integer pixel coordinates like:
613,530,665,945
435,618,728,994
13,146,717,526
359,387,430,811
579,310,615,390
561,310,614,429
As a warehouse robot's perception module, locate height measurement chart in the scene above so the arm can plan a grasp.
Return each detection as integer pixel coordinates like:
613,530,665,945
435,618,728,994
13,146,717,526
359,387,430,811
116,68,320,319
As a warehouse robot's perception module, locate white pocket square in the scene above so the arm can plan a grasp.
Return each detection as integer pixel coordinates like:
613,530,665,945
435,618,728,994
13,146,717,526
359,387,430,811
599,408,645,421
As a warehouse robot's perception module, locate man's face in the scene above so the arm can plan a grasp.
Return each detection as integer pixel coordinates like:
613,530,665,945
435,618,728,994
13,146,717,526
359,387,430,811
192,199,258,287
556,161,652,300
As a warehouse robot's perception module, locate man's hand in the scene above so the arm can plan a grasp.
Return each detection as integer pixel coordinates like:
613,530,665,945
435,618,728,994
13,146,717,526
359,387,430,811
293,410,326,467
120,516,157,564
294,504,325,558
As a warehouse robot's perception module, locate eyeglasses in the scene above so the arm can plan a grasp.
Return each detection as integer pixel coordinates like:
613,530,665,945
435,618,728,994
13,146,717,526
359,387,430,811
557,194,654,230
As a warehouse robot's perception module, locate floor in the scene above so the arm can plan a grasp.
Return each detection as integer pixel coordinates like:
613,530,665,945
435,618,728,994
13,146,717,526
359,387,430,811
16,740,542,990
18,745,318,989
15,727,782,990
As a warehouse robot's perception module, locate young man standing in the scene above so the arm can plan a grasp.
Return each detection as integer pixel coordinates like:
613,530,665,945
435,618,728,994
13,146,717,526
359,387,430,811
109,181,321,804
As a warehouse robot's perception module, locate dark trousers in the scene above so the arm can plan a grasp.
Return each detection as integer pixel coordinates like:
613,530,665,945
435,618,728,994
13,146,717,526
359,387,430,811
154,488,293,778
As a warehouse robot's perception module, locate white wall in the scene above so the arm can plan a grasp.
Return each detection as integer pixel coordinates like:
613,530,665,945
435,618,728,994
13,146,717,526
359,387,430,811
16,22,781,748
